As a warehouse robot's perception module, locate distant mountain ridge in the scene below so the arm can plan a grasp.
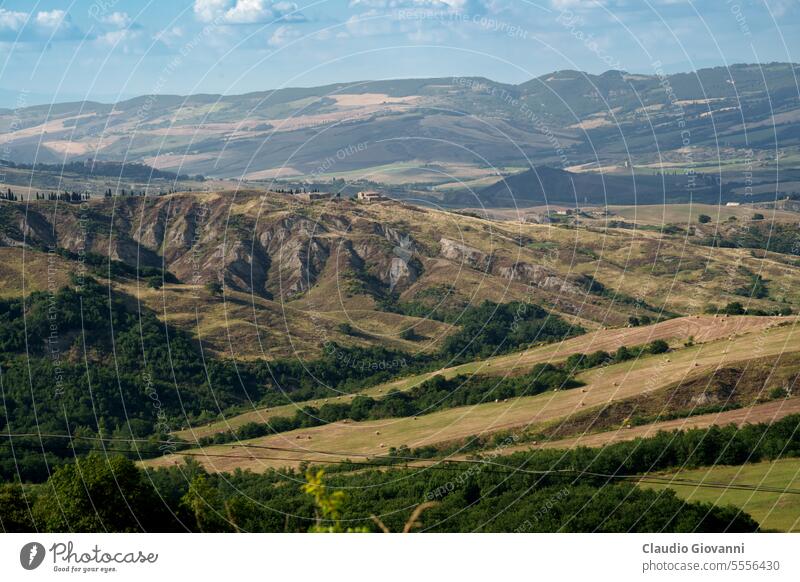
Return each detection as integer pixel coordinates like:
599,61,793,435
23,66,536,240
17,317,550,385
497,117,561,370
1,62,798,206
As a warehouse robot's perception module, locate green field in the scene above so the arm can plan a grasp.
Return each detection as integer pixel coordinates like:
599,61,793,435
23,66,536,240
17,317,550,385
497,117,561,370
643,458,800,532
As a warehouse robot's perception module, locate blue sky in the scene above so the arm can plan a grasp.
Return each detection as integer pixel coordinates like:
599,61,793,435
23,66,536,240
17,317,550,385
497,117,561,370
0,0,798,106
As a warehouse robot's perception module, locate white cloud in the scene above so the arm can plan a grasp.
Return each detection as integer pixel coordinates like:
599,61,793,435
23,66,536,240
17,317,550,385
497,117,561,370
194,0,304,23
0,9,27,31
100,12,132,28
268,24,300,46
312,28,332,41
154,26,186,47
97,28,140,47
194,0,229,22
343,10,394,37
273,1,299,12
225,0,273,23
347,0,496,12
350,0,467,9
35,10,68,29
0,8,81,41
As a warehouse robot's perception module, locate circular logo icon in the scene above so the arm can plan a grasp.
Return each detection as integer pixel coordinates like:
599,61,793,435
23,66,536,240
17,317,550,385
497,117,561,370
20,542,46,570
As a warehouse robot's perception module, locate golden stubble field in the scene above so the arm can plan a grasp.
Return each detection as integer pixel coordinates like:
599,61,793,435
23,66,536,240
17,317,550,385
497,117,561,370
150,316,798,473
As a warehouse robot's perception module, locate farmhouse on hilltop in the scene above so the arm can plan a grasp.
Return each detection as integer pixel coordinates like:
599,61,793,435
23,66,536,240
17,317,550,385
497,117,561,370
357,190,387,202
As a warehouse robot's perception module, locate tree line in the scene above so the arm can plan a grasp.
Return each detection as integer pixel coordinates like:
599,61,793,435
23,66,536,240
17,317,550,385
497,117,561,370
8,412,798,532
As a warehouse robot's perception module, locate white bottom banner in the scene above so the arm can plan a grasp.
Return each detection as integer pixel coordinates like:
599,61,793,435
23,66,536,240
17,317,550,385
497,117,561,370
1,533,797,581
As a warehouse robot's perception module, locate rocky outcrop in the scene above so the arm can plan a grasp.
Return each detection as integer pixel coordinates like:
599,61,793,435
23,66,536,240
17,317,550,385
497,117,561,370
320,213,350,232
439,237,492,271
373,223,419,251
438,238,594,298
135,212,167,251
387,256,419,291
350,231,422,293
163,211,201,262
259,216,325,251
272,236,330,296
493,261,585,295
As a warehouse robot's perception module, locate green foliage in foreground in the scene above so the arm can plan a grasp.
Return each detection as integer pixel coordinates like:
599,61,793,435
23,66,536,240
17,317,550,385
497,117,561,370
0,453,757,534
437,301,581,362
8,415,800,533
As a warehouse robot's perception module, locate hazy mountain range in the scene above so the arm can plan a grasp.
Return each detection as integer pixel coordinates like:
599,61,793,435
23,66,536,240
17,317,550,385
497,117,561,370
1,62,799,206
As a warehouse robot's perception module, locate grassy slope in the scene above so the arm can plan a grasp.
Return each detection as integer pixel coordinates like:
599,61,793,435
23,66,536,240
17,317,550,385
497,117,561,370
0,248,73,298
533,352,800,440
115,281,453,361
153,318,798,473
642,458,800,532
173,315,789,439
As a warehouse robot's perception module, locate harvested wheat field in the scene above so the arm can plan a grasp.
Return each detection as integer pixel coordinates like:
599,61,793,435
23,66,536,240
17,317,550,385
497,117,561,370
176,315,792,440
151,321,799,473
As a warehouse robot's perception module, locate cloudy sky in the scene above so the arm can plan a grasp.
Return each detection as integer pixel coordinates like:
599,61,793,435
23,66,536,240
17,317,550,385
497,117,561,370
0,0,797,106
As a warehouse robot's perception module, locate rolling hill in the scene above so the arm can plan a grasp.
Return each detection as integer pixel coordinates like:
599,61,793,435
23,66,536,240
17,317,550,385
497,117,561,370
2,190,798,359
1,187,800,533
3,63,800,207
